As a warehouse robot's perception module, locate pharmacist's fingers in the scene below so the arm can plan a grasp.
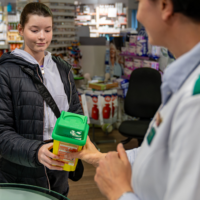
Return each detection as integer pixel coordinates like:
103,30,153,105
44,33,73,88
43,161,63,171
42,156,65,168
64,151,82,160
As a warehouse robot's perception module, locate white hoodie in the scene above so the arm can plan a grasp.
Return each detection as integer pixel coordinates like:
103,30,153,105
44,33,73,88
11,49,69,141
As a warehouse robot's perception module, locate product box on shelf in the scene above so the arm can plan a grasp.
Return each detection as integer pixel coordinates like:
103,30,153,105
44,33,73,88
150,46,161,60
143,60,159,70
128,46,136,56
88,82,118,91
124,56,132,62
137,36,148,57
134,59,143,68
125,61,135,71
124,68,133,79
121,47,128,55
129,35,137,46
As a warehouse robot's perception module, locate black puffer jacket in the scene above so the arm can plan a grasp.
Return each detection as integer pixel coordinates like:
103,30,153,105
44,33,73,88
0,53,82,174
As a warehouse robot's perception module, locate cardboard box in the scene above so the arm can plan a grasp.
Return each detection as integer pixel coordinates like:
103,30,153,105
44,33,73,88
89,82,118,91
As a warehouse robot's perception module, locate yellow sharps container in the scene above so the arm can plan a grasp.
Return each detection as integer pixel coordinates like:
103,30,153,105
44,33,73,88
52,111,89,172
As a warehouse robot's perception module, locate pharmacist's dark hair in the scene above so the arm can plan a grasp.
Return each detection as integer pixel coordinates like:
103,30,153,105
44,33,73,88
20,2,53,28
172,0,200,22
151,0,200,22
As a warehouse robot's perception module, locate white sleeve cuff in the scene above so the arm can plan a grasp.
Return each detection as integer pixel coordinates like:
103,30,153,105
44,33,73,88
118,192,140,200
126,147,140,167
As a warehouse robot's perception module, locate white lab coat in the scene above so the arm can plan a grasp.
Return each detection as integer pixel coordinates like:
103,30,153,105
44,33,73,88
122,64,200,200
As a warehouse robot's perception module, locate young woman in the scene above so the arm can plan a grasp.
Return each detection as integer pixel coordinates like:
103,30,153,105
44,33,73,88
67,0,200,199
0,2,82,196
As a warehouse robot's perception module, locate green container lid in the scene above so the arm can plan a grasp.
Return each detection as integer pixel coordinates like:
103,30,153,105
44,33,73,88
52,111,89,146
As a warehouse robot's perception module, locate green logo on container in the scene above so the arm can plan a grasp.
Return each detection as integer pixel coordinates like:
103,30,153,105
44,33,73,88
70,130,82,140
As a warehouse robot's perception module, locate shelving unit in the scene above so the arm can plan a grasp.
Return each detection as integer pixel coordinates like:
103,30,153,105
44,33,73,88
41,0,76,55
0,6,8,45
8,40,24,43
75,3,128,37
0,6,9,56
120,54,149,61
0,44,9,49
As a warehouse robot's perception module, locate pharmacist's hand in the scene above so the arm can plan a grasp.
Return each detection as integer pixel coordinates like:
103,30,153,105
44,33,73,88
94,143,133,200
64,136,105,167
38,143,64,171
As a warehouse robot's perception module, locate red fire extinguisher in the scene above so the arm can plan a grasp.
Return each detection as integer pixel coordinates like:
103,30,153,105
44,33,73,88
103,104,111,119
92,104,99,120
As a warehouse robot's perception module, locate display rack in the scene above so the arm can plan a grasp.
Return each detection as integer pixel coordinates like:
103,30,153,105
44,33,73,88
0,6,8,45
41,0,76,55
0,6,10,55
75,3,128,37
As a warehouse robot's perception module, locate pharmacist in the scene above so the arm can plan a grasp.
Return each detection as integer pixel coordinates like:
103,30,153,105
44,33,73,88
66,0,200,199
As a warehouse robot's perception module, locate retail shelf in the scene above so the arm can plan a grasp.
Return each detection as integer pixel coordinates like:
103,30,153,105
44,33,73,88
53,37,76,42
99,13,127,16
40,0,74,3
0,31,7,33
54,25,75,28
98,30,120,34
52,12,75,17
90,30,98,33
0,39,7,41
8,40,24,43
76,23,96,26
0,44,9,49
53,19,74,23
75,19,91,21
51,50,66,54
53,31,75,35
48,42,72,48
120,54,149,60
77,13,96,16
99,22,114,25
8,30,18,32
99,22,127,25
48,44,69,48
48,5,74,10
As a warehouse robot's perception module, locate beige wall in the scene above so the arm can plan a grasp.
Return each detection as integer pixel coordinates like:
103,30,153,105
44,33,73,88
79,45,106,78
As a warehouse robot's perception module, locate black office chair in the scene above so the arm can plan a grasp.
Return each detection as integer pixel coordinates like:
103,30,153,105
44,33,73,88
119,68,162,146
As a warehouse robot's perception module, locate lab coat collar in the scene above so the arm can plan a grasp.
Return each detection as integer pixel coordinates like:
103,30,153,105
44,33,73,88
161,42,200,105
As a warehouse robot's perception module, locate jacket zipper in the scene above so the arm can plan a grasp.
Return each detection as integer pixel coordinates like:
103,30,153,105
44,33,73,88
36,67,51,191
